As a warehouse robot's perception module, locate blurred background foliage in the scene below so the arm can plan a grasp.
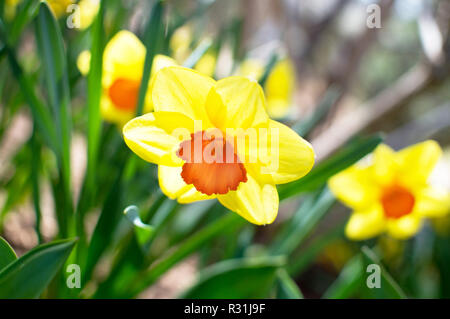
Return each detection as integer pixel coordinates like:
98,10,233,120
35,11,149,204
0,0,449,299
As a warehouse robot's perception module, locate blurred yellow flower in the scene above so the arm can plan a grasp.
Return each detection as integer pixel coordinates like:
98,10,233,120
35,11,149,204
329,141,450,240
46,0,73,18
77,0,99,29
194,51,217,78
77,30,177,126
237,58,295,119
5,0,21,20
170,25,193,63
123,66,314,225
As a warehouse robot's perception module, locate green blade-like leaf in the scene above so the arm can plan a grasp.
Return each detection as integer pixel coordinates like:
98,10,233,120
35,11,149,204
126,213,245,297
181,256,285,299
35,2,73,235
0,237,17,270
270,187,335,256
0,239,77,299
135,0,164,116
8,0,40,45
361,246,407,299
276,268,303,299
278,134,383,200
85,0,105,195
322,255,363,299
124,205,154,247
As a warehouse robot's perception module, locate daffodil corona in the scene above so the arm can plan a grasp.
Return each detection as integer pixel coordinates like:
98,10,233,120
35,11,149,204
329,141,450,240
123,67,315,225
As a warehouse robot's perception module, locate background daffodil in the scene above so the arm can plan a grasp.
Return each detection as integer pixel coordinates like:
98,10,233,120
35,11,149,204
77,30,176,126
237,58,295,119
123,66,314,225
329,141,450,240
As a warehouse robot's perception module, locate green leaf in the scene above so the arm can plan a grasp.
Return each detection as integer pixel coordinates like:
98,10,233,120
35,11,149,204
258,53,278,87
276,268,303,299
361,246,407,299
270,187,335,256
181,256,285,298
85,0,105,195
322,255,363,299
8,0,40,45
83,166,124,284
278,134,383,200
124,205,154,247
126,213,245,297
0,239,77,299
293,86,341,136
35,2,73,234
135,0,164,116
288,222,345,277
0,237,17,270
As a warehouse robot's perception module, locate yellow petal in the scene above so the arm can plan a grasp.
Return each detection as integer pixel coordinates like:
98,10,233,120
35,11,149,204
414,186,450,218
103,30,146,88
78,0,100,30
150,66,214,123
329,165,379,210
345,205,386,240
371,144,397,186
246,120,315,185
100,94,134,127
264,59,295,116
77,50,91,76
266,98,290,119
396,140,442,187
210,76,268,130
123,112,195,166
386,214,422,239
158,165,215,203
218,174,278,225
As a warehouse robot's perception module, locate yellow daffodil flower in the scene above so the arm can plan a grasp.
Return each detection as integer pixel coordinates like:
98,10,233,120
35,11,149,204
194,51,217,78
5,0,21,20
46,0,74,18
76,30,177,126
170,25,193,63
123,66,315,225
329,141,450,240
77,0,99,29
237,58,295,119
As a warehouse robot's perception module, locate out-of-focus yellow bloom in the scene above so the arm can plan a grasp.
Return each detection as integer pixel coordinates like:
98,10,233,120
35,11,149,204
123,66,315,225
237,58,295,119
170,25,192,63
329,141,450,240
5,0,21,20
194,51,217,78
77,0,99,29
76,30,176,126
46,0,73,18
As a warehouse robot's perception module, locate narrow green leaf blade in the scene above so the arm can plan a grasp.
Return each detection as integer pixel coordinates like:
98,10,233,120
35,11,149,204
124,205,154,247
271,187,335,256
278,134,383,200
322,255,363,299
276,268,303,299
0,237,17,270
361,246,407,299
181,257,285,299
135,0,164,116
0,239,77,299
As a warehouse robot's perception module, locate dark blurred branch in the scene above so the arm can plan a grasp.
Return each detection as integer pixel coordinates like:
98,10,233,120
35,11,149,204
312,62,434,161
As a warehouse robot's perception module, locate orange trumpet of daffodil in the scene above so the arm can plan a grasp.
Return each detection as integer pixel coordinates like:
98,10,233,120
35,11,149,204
123,66,315,225
329,141,450,240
